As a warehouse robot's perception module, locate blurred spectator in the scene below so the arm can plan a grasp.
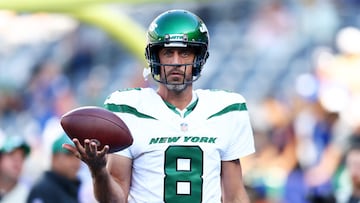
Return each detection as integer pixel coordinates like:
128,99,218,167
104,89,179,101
242,96,298,202
0,134,31,203
302,26,360,203
26,133,81,203
335,134,360,203
23,59,72,131
283,99,341,203
316,26,360,130
279,25,360,203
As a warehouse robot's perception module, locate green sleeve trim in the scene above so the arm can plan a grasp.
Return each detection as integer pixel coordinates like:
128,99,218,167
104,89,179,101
105,103,157,120
207,103,247,119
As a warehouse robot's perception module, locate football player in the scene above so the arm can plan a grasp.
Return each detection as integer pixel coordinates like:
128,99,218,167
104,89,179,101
65,9,255,203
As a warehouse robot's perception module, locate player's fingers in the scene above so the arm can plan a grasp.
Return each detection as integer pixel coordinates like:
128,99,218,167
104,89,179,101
89,140,98,153
84,139,98,157
98,145,110,157
72,138,84,150
84,139,92,154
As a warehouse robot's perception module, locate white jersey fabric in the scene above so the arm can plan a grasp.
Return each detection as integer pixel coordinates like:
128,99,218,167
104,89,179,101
104,87,255,203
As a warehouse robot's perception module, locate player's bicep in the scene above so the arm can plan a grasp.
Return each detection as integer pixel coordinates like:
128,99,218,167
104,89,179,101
107,154,132,197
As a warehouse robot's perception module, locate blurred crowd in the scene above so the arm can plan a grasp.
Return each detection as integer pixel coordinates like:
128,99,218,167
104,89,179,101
1,0,360,203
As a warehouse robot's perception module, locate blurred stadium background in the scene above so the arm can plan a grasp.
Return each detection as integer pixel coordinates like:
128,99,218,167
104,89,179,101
1,0,360,202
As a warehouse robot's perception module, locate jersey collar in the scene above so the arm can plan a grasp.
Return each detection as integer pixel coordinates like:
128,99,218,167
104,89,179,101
163,92,198,118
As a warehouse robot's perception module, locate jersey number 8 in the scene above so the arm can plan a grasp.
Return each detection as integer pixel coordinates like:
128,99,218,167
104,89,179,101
164,146,204,203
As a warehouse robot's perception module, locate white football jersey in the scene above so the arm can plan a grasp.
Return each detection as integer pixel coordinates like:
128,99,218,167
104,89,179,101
104,87,255,203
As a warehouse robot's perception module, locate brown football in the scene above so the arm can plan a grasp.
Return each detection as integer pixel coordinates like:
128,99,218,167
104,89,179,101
60,106,133,153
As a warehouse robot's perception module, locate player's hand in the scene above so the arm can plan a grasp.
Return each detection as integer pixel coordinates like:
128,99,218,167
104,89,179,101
63,138,109,172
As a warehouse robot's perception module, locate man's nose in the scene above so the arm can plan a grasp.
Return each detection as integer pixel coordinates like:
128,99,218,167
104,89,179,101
171,52,182,64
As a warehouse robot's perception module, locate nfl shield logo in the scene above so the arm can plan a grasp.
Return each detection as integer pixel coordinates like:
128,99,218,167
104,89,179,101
180,123,188,132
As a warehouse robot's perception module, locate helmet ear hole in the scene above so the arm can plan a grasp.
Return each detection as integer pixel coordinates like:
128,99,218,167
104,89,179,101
192,56,201,77
192,50,209,77
152,65,160,75
146,45,161,76
192,67,201,77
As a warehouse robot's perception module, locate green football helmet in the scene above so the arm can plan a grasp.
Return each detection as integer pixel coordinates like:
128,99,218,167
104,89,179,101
145,9,210,83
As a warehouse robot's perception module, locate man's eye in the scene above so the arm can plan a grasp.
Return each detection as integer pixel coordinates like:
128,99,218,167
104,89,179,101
162,51,172,57
181,52,190,57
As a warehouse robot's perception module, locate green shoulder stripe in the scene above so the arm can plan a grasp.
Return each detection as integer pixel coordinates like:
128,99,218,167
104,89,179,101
207,103,247,119
117,87,142,92
105,103,157,120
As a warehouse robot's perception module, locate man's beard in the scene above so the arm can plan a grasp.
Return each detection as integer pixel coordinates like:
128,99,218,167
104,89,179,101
163,70,191,92
165,82,188,92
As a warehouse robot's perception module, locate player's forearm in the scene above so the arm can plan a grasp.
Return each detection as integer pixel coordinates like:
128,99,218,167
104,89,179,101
223,199,250,203
91,167,126,203
222,190,250,203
